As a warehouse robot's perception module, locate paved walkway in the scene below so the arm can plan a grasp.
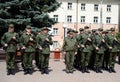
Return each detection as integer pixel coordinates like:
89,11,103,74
0,59,120,82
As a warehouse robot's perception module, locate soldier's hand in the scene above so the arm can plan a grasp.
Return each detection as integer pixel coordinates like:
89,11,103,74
88,38,91,41
39,47,43,50
81,45,85,48
109,46,113,49
45,38,49,42
75,52,77,55
78,45,80,48
96,47,99,50
114,38,118,41
102,39,105,43
22,46,26,49
12,36,16,40
30,37,33,41
62,51,66,55
4,44,8,47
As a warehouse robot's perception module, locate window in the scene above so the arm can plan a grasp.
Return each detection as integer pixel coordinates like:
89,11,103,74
53,28,58,35
81,16,85,23
53,15,58,22
81,3,86,11
93,17,98,23
107,5,111,12
67,15,72,23
106,17,111,24
94,4,99,11
68,3,72,10
53,41,58,48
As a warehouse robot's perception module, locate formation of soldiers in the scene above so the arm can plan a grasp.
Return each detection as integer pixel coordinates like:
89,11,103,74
1,24,120,75
1,24,53,75
63,26,120,74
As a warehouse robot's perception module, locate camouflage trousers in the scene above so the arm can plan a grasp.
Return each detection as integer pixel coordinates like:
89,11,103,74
6,52,16,69
65,51,75,70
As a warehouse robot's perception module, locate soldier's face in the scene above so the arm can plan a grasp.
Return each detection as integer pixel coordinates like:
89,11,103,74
26,29,31,33
43,30,48,34
8,28,14,32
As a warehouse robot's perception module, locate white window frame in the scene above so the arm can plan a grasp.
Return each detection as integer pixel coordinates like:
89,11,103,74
81,3,86,11
67,15,72,23
106,17,111,24
93,17,98,23
94,4,99,11
107,5,111,12
68,3,72,10
53,28,58,35
81,16,85,23
53,15,58,22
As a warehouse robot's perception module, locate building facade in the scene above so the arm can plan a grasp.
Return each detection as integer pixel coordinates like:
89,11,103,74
49,0,120,50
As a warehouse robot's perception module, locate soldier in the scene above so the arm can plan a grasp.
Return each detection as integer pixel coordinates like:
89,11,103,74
1,24,19,75
74,28,84,69
62,30,78,73
88,29,97,70
78,26,92,73
94,28,106,73
20,25,36,75
105,28,119,73
36,27,53,74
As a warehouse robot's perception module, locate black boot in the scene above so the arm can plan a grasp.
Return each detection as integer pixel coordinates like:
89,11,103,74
98,68,103,73
24,69,29,75
85,67,90,73
28,69,33,75
41,68,45,74
111,68,116,73
81,67,85,73
7,69,11,75
109,67,112,73
44,68,49,74
95,67,99,73
11,69,15,75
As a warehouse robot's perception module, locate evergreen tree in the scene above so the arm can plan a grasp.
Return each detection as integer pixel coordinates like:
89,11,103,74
0,0,61,29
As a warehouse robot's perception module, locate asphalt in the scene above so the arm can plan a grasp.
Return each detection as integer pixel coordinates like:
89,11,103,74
0,59,120,82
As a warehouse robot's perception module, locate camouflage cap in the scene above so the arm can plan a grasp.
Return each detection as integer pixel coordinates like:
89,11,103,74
79,28,84,31
41,27,50,31
9,24,14,28
110,28,115,31
98,28,103,31
84,26,89,29
26,25,31,29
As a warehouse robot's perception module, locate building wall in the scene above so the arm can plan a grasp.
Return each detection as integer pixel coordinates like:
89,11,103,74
49,0,119,50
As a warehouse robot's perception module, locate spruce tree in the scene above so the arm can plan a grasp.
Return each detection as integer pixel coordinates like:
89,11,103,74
0,0,61,30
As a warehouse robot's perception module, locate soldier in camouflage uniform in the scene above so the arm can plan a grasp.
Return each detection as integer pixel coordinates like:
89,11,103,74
105,28,119,73
62,30,78,73
78,26,92,73
94,28,106,73
20,26,36,75
74,28,84,69
1,24,19,75
36,27,53,74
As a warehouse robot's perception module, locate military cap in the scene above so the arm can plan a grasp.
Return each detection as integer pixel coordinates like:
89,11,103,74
79,28,84,31
103,30,109,33
41,27,50,31
9,24,14,28
26,25,31,29
74,30,78,33
110,28,115,31
84,26,89,29
92,29,97,33
98,28,103,31
67,30,74,34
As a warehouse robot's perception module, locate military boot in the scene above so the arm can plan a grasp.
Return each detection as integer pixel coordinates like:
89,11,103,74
41,68,45,74
95,67,99,73
108,67,112,73
7,69,11,75
111,68,116,73
44,68,49,74
85,67,90,73
81,67,85,73
98,68,103,73
24,69,29,75
11,69,15,75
